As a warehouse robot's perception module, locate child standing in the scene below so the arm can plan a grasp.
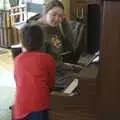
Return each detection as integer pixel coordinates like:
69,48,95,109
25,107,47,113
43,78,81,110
13,24,56,120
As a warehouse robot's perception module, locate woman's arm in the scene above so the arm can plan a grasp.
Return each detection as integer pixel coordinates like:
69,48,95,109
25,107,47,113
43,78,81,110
60,19,75,51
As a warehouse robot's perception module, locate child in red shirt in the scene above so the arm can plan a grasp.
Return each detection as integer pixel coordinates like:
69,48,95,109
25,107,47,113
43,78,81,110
13,24,56,120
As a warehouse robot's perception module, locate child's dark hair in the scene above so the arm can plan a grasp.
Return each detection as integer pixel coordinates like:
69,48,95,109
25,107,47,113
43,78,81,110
21,24,44,51
45,0,64,13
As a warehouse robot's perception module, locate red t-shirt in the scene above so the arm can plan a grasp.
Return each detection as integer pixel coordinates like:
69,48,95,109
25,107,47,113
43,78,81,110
13,51,56,119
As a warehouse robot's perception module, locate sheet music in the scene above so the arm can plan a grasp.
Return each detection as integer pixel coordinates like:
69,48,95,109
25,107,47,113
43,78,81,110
64,78,78,94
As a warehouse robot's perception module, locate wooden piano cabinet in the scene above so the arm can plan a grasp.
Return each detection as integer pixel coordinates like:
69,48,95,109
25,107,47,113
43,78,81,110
97,0,120,119
50,0,120,119
50,78,97,120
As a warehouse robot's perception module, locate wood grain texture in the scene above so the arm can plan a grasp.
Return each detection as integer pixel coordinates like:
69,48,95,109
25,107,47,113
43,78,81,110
97,1,120,119
50,79,97,120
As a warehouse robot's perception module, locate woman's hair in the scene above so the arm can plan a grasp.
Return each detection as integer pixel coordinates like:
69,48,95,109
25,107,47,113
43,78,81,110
21,24,44,51
44,0,64,13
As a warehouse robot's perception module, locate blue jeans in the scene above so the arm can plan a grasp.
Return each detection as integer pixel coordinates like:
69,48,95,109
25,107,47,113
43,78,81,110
25,110,49,120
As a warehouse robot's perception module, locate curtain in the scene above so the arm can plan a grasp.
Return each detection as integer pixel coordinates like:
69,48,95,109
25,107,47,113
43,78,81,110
0,0,11,10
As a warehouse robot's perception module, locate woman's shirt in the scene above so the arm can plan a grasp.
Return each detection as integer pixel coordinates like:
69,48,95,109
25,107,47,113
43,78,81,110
37,21,75,67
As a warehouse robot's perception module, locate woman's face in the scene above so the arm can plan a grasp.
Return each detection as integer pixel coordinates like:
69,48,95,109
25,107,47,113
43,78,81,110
45,7,64,27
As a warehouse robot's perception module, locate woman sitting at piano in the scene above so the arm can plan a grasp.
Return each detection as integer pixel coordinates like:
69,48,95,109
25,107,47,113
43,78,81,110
33,0,77,89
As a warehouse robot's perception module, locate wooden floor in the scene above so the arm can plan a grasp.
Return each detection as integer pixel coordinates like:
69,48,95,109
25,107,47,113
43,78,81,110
0,48,15,120
0,48,13,72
